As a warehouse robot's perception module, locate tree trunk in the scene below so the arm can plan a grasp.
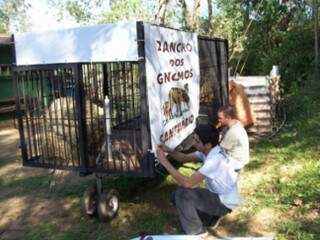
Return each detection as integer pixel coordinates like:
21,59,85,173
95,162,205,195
155,0,170,25
191,0,201,31
313,0,319,79
207,0,213,34
179,0,190,30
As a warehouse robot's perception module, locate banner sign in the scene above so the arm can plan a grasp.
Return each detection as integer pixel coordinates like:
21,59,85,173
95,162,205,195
144,24,200,154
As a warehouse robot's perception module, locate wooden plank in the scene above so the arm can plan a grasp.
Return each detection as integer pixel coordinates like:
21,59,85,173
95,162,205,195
245,85,270,90
247,126,272,133
247,94,270,99
247,96,271,104
0,98,21,105
0,106,16,114
254,120,272,127
245,87,270,95
251,103,271,110
234,76,269,87
254,111,272,118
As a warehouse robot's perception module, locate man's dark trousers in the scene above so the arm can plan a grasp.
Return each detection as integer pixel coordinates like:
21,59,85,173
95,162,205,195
172,187,231,234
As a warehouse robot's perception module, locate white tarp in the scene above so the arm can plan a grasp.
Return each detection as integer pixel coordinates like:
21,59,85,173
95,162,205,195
14,22,138,65
131,236,273,240
144,24,200,154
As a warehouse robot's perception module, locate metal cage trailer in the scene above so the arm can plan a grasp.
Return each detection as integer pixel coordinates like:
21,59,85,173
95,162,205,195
12,22,228,221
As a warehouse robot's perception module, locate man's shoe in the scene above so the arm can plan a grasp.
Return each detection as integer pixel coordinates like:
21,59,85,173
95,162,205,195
196,230,208,239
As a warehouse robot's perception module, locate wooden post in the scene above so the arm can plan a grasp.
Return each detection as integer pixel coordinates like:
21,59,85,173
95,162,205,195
313,0,319,80
269,66,280,128
270,65,280,103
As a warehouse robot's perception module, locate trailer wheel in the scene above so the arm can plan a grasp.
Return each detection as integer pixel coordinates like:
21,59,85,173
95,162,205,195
83,185,97,216
97,189,119,222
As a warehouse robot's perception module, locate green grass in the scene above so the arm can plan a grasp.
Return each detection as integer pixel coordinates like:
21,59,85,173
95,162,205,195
25,223,58,240
235,79,320,239
277,220,320,240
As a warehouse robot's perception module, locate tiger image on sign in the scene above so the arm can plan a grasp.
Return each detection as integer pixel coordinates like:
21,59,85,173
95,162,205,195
162,84,190,124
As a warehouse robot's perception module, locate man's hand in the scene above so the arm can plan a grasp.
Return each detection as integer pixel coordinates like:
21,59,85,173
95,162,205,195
158,143,172,154
158,143,199,164
157,145,169,167
156,145,205,188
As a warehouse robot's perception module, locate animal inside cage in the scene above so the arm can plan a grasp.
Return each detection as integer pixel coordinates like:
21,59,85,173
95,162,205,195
12,22,228,220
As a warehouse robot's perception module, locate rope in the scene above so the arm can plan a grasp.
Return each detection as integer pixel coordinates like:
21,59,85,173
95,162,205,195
268,101,287,139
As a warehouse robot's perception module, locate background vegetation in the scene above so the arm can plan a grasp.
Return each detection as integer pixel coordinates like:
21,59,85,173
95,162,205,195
1,0,318,90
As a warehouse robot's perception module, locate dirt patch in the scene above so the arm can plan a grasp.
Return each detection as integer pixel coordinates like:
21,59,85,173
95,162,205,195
0,128,20,165
211,208,278,238
0,197,28,228
0,120,16,130
247,208,279,236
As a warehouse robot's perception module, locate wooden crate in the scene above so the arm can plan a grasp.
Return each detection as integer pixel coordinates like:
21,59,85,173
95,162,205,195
233,76,278,141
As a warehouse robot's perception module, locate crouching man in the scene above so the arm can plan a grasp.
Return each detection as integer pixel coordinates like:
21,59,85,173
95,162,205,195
157,124,240,236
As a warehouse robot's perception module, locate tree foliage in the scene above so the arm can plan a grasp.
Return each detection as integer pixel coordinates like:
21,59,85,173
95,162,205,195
48,0,105,24
155,0,170,25
0,0,29,33
193,0,316,91
98,0,156,23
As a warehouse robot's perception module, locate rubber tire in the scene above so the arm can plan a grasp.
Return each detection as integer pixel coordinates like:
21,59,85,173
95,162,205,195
97,189,119,222
83,185,98,216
